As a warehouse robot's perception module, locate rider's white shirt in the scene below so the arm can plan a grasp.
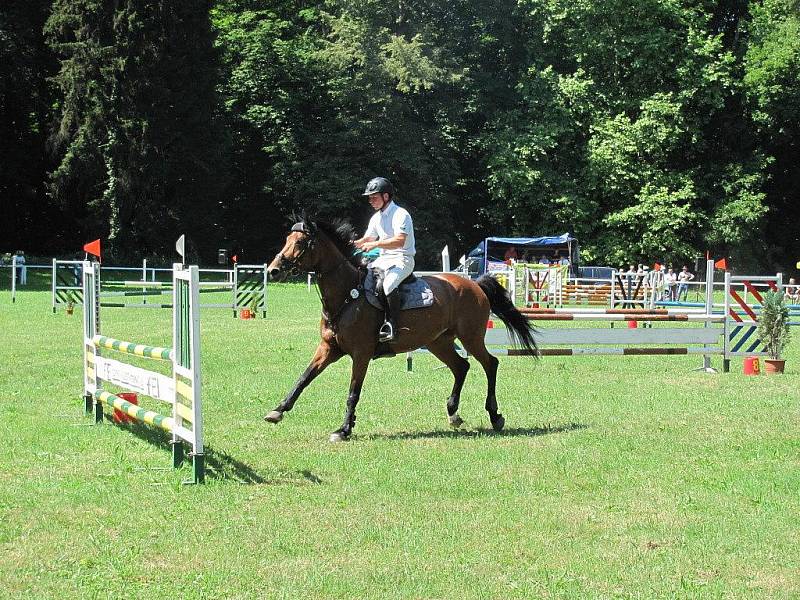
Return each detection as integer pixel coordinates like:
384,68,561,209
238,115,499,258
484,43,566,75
364,201,416,258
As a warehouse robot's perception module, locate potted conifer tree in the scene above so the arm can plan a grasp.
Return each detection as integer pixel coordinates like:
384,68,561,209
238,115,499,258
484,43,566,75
757,291,791,374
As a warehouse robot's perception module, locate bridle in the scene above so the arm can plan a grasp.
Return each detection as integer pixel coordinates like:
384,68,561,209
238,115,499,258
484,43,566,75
274,222,315,276
274,221,365,332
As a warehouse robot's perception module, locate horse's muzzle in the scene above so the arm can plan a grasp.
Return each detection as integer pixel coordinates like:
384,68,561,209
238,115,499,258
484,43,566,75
267,266,285,282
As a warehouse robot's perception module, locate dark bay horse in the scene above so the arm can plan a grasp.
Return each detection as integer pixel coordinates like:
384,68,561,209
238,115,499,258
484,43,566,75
265,218,537,442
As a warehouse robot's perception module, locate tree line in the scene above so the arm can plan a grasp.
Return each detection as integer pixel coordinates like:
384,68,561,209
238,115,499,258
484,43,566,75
1,0,798,270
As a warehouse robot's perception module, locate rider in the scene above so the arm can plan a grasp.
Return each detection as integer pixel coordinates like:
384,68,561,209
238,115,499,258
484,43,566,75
353,177,416,342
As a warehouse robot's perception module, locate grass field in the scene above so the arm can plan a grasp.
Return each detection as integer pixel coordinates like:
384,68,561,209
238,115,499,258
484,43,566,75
1,273,799,598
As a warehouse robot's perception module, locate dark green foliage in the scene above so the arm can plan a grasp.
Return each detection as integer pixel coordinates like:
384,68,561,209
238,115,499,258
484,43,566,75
46,0,225,262
744,0,800,270
4,0,800,269
0,2,60,251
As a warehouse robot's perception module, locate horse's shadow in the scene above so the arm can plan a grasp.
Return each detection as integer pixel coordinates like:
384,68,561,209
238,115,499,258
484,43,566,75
107,415,585,482
362,422,587,441
111,415,320,485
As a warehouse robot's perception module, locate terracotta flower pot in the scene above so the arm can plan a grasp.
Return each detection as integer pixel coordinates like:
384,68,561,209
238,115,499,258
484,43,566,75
240,308,252,320
763,359,785,374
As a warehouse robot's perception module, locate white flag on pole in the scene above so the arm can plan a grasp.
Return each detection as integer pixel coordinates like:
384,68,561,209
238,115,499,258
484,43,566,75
176,234,185,263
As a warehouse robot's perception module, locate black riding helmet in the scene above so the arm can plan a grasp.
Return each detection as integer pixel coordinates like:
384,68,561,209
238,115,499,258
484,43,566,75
362,177,394,198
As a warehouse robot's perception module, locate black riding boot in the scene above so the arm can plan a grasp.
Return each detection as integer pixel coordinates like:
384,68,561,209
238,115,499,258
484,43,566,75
379,289,402,342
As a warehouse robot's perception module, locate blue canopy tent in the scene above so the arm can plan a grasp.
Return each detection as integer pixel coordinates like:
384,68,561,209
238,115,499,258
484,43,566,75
467,234,579,276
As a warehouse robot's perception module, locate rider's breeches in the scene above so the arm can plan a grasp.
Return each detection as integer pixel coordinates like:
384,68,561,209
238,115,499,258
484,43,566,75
369,255,415,295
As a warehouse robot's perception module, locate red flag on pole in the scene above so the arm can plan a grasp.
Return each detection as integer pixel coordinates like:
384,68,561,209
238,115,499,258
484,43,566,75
232,255,238,264
714,258,728,270
83,239,101,261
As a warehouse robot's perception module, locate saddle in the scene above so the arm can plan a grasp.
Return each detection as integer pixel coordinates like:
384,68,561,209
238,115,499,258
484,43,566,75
362,268,434,311
360,269,433,360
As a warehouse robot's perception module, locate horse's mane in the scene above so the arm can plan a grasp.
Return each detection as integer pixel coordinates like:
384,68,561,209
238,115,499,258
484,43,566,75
298,215,362,269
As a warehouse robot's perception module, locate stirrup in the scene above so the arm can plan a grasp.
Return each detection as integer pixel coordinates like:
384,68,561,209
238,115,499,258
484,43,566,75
378,321,395,342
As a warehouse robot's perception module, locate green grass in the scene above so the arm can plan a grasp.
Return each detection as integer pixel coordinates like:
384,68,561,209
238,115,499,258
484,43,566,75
1,282,798,598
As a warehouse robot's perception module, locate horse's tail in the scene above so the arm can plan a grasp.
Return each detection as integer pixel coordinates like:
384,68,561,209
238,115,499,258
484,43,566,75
476,274,539,358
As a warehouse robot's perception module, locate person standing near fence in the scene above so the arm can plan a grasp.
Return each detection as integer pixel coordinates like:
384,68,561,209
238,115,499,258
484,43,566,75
664,267,677,301
677,265,694,301
15,251,26,285
785,278,799,304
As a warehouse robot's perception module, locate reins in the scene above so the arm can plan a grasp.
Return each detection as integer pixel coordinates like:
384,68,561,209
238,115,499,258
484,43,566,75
276,221,366,332
315,260,365,332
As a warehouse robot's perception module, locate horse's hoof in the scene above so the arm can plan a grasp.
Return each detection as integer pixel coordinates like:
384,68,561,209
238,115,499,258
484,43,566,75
329,431,350,443
264,410,283,423
449,414,464,429
491,414,505,432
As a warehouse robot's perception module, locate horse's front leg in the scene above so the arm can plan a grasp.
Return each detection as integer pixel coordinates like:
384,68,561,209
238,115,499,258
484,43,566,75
329,352,371,442
265,340,343,423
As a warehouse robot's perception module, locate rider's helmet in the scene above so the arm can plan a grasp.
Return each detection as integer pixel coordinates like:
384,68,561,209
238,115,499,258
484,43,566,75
362,177,394,198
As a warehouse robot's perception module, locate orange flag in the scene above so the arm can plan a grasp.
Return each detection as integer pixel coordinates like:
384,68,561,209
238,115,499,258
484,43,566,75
83,239,101,261
714,258,728,270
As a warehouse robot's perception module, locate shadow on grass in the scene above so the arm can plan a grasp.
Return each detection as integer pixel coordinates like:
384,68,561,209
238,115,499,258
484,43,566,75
362,422,587,441
110,415,321,485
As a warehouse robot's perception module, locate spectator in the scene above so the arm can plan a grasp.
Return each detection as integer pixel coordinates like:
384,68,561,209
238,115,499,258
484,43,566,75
73,257,82,287
664,268,677,301
625,264,637,283
677,265,694,301
538,254,550,265
504,247,518,263
785,278,799,304
15,251,26,285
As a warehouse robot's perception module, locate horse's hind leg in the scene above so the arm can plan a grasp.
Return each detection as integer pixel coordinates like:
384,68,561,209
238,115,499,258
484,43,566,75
426,335,470,428
457,333,503,431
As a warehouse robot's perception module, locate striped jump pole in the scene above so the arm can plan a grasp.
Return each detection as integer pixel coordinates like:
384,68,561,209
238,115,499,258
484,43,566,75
520,307,671,315
521,313,725,322
506,347,719,356
82,260,204,484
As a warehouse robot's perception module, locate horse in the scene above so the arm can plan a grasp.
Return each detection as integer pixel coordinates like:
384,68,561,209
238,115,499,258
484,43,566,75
265,217,537,442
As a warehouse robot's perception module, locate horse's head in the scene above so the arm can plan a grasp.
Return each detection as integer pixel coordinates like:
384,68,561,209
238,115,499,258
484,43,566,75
267,221,319,281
